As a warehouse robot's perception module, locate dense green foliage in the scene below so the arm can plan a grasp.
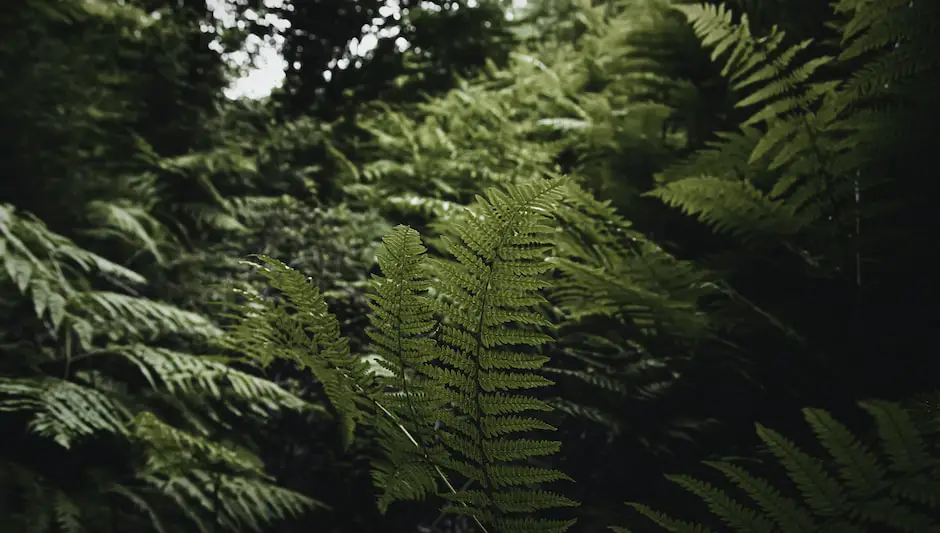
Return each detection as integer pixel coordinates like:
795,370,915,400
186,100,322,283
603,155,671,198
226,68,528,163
1,0,936,532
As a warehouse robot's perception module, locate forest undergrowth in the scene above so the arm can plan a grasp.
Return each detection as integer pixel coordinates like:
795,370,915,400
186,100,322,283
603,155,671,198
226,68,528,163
0,0,937,532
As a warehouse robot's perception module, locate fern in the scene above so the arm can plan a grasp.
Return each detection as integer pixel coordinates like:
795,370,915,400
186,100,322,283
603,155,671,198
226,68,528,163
618,399,940,532
0,376,130,448
221,255,375,448
138,471,318,533
656,0,938,256
84,199,169,264
649,177,813,241
424,177,578,533
222,178,579,532
78,292,222,341
364,225,446,511
1,202,320,532
544,182,732,458
651,3,845,243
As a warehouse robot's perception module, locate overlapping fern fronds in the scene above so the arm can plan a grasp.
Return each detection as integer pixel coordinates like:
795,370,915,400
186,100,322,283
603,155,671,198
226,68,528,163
543,182,728,452
1,203,319,532
652,1,938,255
648,2,844,245
616,398,940,532
364,225,445,511
552,181,717,340
222,178,579,532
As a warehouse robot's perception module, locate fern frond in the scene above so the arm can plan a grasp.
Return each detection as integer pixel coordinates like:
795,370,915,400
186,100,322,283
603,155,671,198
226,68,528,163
364,225,453,510
755,424,849,517
839,0,938,60
656,128,766,185
665,474,776,531
428,177,578,532
859,400,932,475
0,376,129,448
84,199,168,263
142,471,321,533
665,3,865,245
77,292,222,341
0,203,146,287
222,255,374,448
133,411,266,475
52,491,83,533
620,400,940,532
109,344,310,412
626,502,719,533
802,408,887,498
704,460,815,533
648,177,812,240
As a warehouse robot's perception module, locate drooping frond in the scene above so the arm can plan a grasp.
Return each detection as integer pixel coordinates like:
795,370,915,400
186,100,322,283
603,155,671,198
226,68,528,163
648,2,900,269
664,3,841,202
3,194,327,533
547,180,731,454
221,255,374,447
676,3,838,126
77,292,222,341
648,177,813,241
132,411,265,476
1,203,146,290
553,182,717,334
84,199,169,264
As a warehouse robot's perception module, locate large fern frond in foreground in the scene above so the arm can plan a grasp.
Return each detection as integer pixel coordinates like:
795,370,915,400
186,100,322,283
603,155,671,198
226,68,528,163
426,177,578,533
615,398,940,532
222,179,579,532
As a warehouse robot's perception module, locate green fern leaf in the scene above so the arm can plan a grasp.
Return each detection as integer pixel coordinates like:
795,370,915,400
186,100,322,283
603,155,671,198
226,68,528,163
859,400,932,474
223,255,373,448
626,502,719,533
429,177,577,531
757,424,850,516
0,377,129,448
365,225,446,509
666,474,776,531
704,460,816,533
648,177,812,240
802,407,887,498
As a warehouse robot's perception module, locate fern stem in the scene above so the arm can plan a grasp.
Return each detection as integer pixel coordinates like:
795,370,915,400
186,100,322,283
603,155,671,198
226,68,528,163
719,282,805,345
62,319,73,379
360,386,491,533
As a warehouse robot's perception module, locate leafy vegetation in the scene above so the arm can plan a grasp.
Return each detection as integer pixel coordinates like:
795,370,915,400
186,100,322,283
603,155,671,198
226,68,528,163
0,0,935,532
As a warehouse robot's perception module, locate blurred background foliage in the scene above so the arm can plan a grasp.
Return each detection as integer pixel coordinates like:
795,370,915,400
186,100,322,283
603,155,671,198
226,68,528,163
1,0,936,531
